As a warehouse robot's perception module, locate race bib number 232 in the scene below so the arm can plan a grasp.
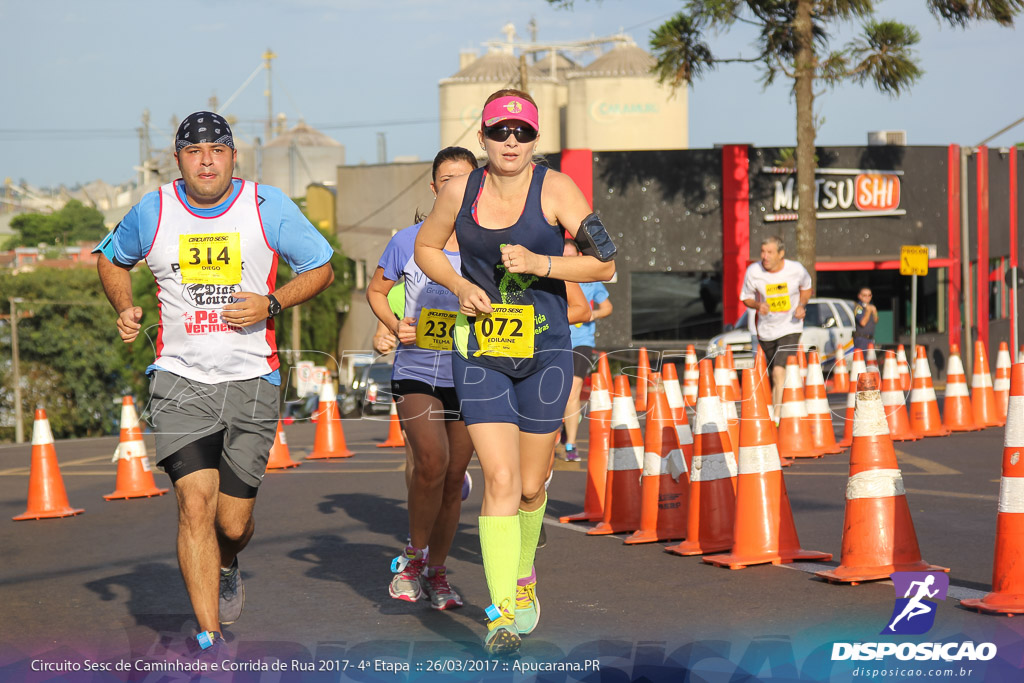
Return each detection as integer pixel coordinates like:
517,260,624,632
178,233,241,285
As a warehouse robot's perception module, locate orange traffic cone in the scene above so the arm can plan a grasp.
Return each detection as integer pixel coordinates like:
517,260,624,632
666,359,738,555
881,352,920,442
377,400,406,448
754,345,777,427
896,345,912,392
907,346,950,438
725,346,741,397
831,348,850,394
715,354,740,454
635,347,651,413
625,375,690,544
962,363,1024,614
662,362,695,456
837,349,867,449
797,344,808,382
1019,345,1024,365
777,356,820,459
973,340,1002,428
105,397,168,500
588,375,644,535
597,352,613,397
805,351,843,455
682,345,699,409
994,342,1012,423
307,381,355,459
704,369,832,569
266,419,301,470
816,372,948,584
944,345,981,432
560,371,611,523
865,343,879,375
13,409,84,520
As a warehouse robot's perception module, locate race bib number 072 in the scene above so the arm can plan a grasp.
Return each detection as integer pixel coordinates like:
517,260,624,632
474,304,535,358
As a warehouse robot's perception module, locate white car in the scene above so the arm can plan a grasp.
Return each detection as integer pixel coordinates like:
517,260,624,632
707,297,859,361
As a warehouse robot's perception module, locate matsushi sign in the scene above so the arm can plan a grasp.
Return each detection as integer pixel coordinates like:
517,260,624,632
763,167,905,223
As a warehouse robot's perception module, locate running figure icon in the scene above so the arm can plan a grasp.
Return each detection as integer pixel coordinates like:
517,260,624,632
888,575,939,631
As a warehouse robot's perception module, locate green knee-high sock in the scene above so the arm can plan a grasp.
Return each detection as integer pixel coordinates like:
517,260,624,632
478,515,521,612
517,495,547,580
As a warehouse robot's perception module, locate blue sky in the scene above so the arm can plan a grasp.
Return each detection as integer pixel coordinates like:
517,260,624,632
2,0,1022,188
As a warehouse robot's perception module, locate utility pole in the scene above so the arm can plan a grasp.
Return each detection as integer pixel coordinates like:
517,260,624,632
263,48,277,144
9,298,24,444
376,133,387,164
137,109,151,187
519,54,528,91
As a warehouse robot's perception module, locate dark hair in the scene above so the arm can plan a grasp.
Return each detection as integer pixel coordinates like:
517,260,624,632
431,146,477,184
413,147,478,223
484,88,537,108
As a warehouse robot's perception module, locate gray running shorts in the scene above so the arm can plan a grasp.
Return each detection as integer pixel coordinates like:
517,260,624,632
147,370,280,488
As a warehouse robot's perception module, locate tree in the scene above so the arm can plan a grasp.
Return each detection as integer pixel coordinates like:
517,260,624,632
4,199,108,249
550,0,1022,289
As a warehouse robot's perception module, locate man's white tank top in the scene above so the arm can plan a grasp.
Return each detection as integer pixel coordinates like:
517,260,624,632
146,180,279,383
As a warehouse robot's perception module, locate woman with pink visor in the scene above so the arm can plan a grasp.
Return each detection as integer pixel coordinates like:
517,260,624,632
415,89,616,653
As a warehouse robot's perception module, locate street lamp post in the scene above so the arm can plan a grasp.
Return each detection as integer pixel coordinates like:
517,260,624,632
9,297,24,444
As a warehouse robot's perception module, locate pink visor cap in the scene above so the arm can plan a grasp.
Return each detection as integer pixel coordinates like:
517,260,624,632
481,96,539,131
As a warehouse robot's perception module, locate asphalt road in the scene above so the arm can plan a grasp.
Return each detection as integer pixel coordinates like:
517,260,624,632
2,401,1023,682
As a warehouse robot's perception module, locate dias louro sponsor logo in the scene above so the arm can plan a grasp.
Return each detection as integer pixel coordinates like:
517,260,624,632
831,572,997,663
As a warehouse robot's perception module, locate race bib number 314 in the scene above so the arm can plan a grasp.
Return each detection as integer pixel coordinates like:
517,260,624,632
474,304,534,358
179,233,241,285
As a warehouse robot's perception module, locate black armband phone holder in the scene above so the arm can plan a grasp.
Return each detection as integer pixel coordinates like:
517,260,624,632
574,213,617,262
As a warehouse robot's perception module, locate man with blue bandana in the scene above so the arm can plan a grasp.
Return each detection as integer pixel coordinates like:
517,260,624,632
95,111,334,655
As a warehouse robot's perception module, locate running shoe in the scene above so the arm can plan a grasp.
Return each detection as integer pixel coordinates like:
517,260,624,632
564,444,579,462
483,599,521,655
187,630,225,658
462,472,473,501
389,548,427,601
219,558,244,625
421,566,463,610
514,568,540,635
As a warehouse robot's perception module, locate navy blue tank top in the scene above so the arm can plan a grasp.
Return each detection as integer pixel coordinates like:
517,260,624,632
453,165,570,377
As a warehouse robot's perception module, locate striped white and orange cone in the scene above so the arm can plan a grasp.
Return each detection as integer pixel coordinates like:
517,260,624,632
805,351,843,455
634,346,652,413
777,356,820,459
13,409,84,520
962,363,1024,615
973,340,1002,428
944,345,981,432
377,400,406,448
896,345,912,392
837,349,867,449
665,359,738,556
597,352,613,397
725,346,741,397
831,348,850,395
907,346,950,438
715,354,740,454
266,419,302,470
881,352,920,442
704,368,832,569
105,396,168,500
797,344,808,383
754,346,776,427
995,342,1012,423
307,381,355,459
661,362,694,460
682,345,699,410
625,375,690,544
816,372,948,584
589,375,644,535
865,343,880,375
561,371,611,523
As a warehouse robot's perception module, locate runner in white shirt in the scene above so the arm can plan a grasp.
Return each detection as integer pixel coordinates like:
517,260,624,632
740,235,812,412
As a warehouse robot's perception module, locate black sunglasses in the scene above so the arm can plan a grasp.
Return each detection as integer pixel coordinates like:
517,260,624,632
483,124,538,144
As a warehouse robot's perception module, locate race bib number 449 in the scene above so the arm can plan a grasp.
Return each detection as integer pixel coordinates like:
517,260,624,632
765,282,791,313
178,233,241,285
474,304,535,358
